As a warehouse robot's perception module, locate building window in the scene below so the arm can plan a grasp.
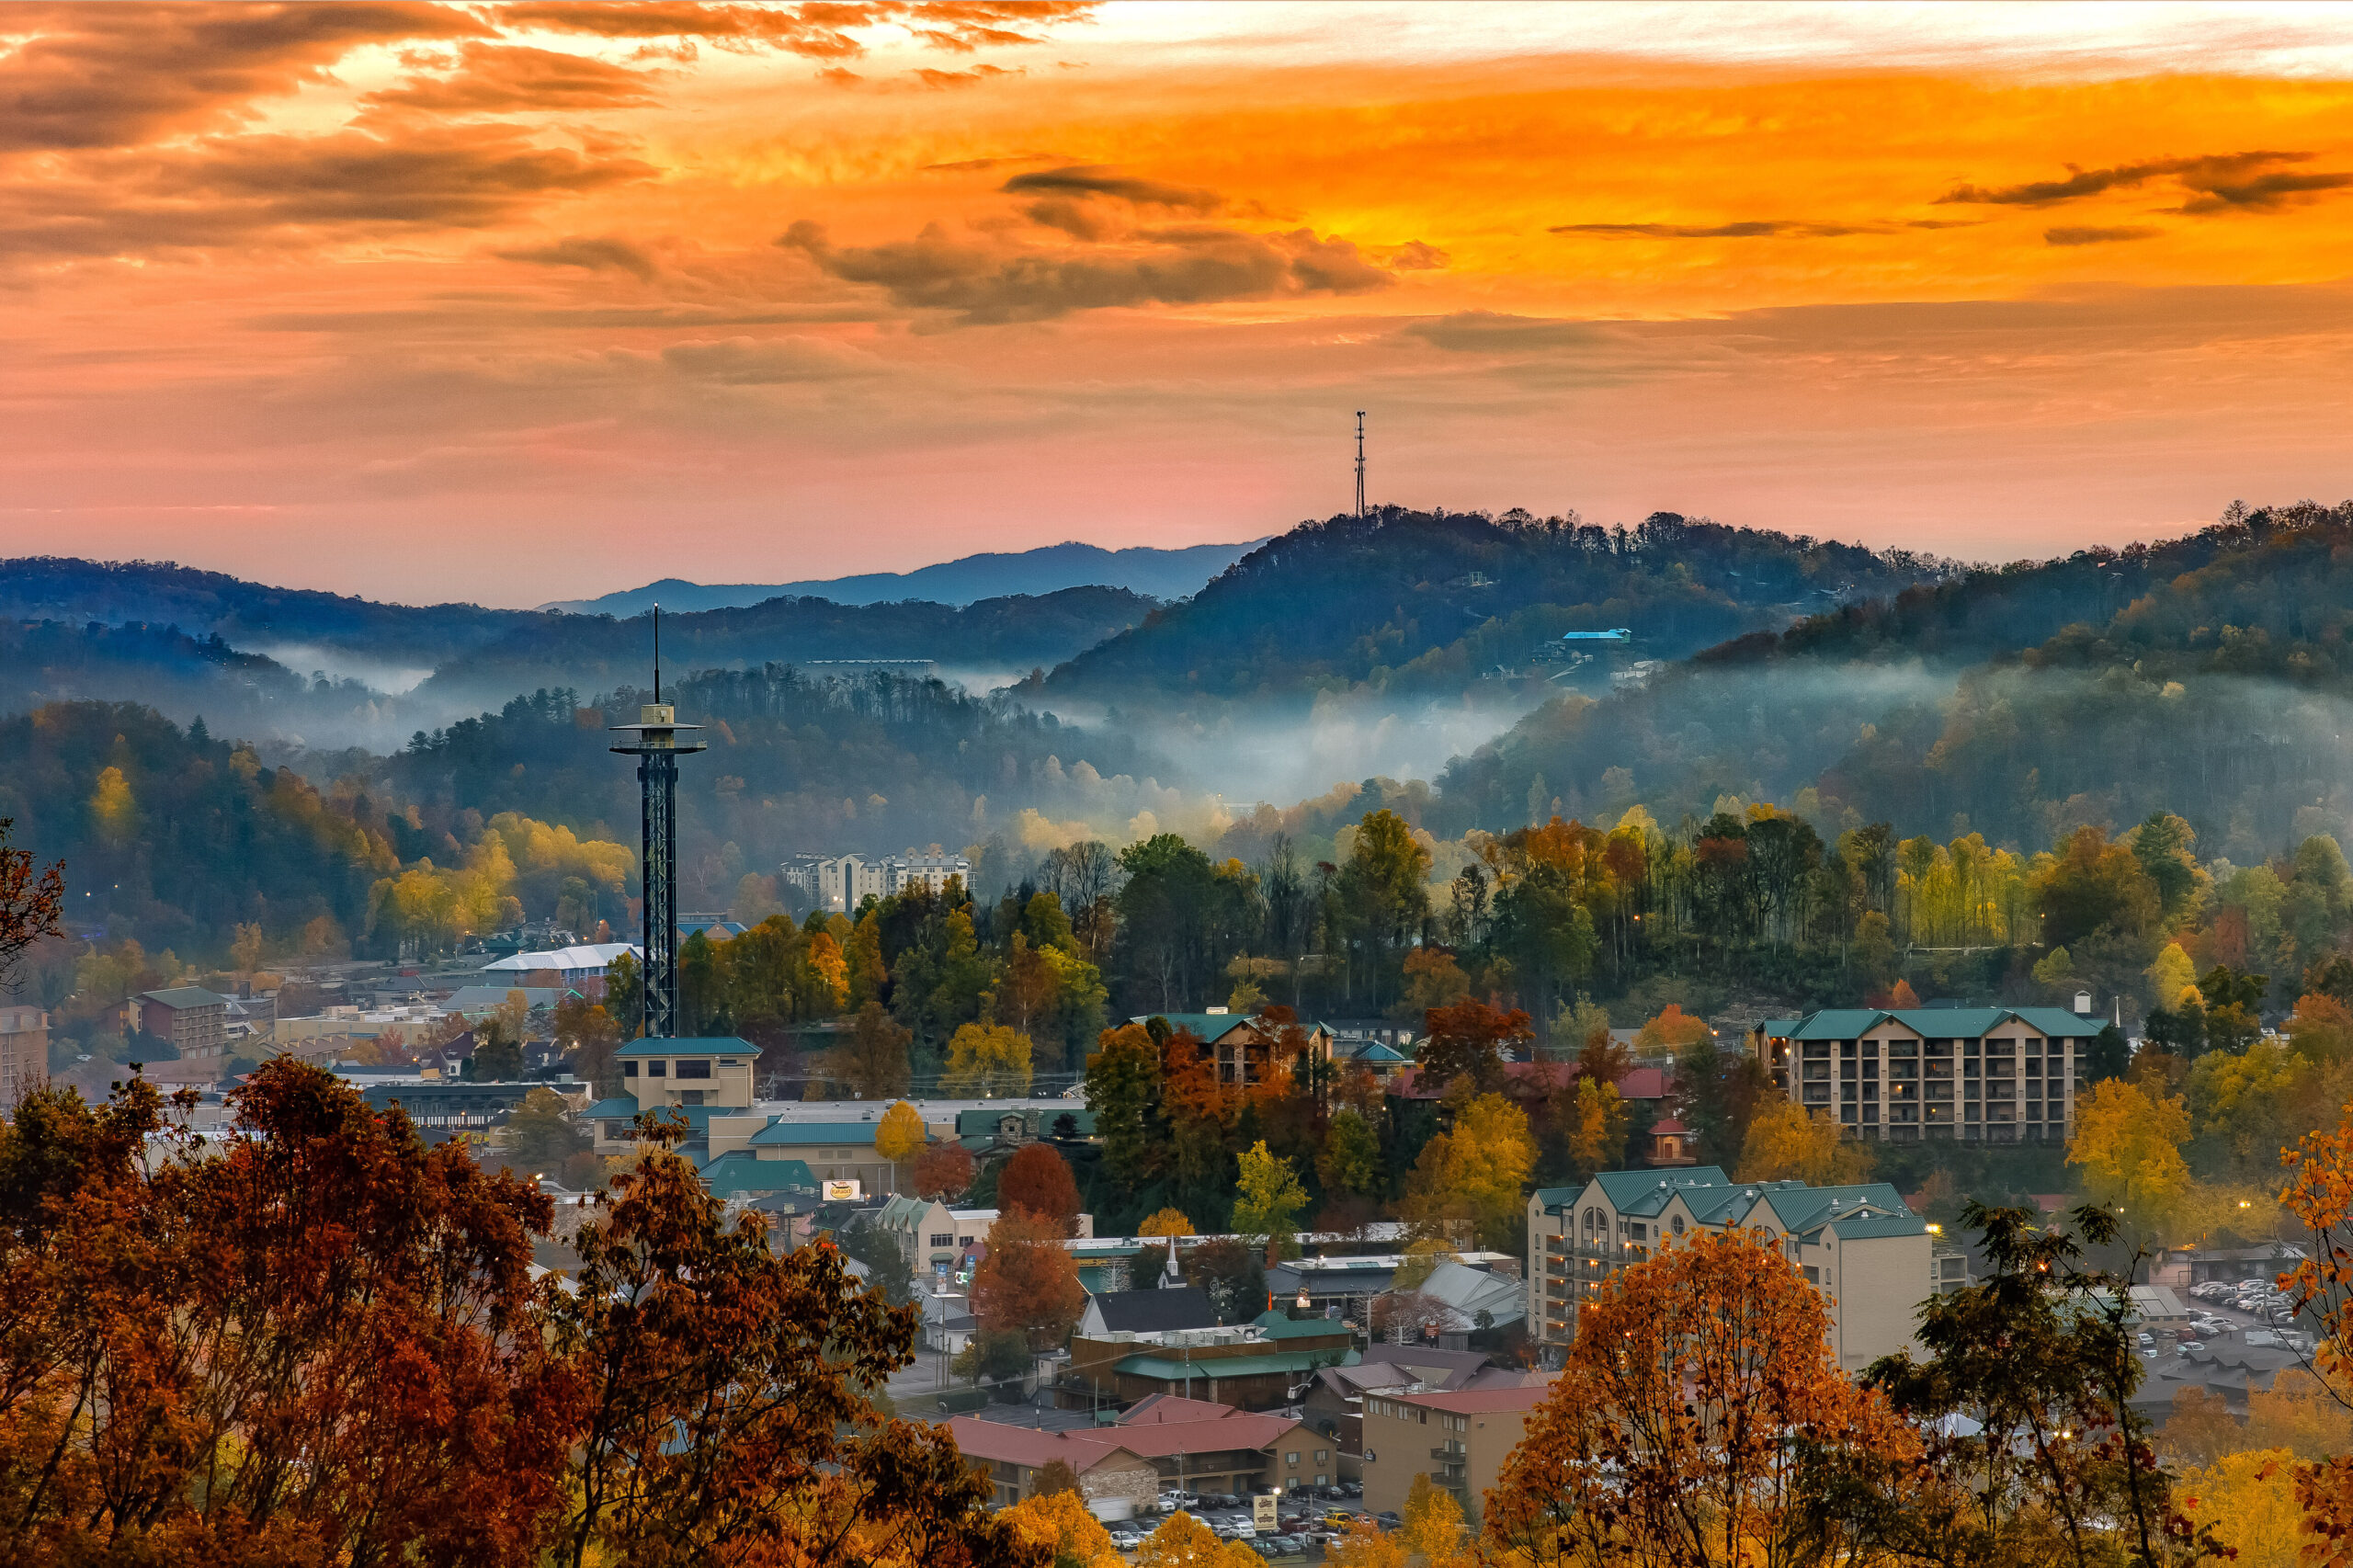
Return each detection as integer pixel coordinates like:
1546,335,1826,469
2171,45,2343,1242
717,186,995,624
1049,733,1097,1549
930,1233,954,1247
676,1060,711,1080
1315,1449,1327,1462
623,1062,639,1078
646,1061,665,1077
1287,1452,1300,1465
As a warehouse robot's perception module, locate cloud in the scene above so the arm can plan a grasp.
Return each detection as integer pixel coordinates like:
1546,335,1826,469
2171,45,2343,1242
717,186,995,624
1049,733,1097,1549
497,2,1094,60
1552,220,1887,239
2175,169,2353,213
912,63,1018,87
1403,312,1609,353
921,153,1063,172
1002,165,1221,212
1382,239,1449,270
364,42,663,114
0,131,656,257
779,218,1392,324
0,2,487,152
656,335,881,382
2045,224,2163,246
495,233,660,278
1937,150,2346,213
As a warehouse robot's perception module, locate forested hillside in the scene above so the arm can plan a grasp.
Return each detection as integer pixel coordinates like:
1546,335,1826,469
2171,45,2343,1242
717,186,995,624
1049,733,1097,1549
0,619,391,743
1438,501,2353,857
1037,507,1942,709
416,586,1154,707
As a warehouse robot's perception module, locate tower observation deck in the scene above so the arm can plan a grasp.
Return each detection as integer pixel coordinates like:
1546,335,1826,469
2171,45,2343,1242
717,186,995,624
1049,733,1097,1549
609,608,704,1039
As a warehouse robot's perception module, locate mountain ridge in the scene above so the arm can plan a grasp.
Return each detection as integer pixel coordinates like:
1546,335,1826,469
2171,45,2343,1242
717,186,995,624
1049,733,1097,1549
543,540,1264,615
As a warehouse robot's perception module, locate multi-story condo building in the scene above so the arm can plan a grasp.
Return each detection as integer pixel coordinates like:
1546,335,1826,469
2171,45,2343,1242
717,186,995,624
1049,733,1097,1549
1528,1167,1932,1373
0,1005,48,1112
1748,1004,2102,1143
782,852,973,912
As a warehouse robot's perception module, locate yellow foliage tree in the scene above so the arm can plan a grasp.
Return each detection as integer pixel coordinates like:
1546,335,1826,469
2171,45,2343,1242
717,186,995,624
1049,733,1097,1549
2246,1369,2353,1460
89,764,137,844
1136,1510,1262,1568
2175,1450,2306,1568
2148,940,2200,1009
1633,1004,1710,1053
1563,1076,1628,1179
941,1022,1034,1098
1736,1098,1874,1187
1392,1236,1458,1293
874,1100,926,1164
806,931,849,1012
1401,1475,1466,1563
1402,1092,1534,1252
1000,1486,1120,1568
1233,1141,1310,1259
1139,1208,1196,1239
2067,1077,2192,1242
1324,1516,1407,1568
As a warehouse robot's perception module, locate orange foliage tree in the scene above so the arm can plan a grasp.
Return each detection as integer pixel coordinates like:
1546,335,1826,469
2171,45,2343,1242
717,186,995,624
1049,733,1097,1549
971,1209,1086,1351
2278,1108,2353,1564
0,1061,1034,1568
998,1142,1082,1235
915,1138,977,1200
1483,1227,1915,1568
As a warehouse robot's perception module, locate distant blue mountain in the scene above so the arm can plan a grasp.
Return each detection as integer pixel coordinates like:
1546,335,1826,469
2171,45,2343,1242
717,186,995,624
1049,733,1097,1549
543,539,1262,615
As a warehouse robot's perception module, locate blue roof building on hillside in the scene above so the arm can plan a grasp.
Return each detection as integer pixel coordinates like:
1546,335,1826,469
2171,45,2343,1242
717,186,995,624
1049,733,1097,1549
1746,1003,2107,1146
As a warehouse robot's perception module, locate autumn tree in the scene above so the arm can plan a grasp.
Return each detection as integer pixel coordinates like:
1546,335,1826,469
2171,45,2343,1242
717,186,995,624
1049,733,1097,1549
2068,1076,2193,1245
915,1138,977,1200
999,1142,1083,1236
836,1000,915,1100
1562,1076,1630,1180
1137,1509,1261,1568
1185,1236,1266,1324
1484,1228,1915,1568
1401,1474,1466,1562
971,1208,1086,1350
1316,1107,1382,1200
471,1014,526,1080
506,1085,589,1174
1416,999,1530,1096
0,1062,572,1565
1139,1206,1197,1240
1085,1022,1165,1194
1736,1099,1874,1187
943,1021,1036,1097
876,1098,927,1166
2277,1108,2353,1560
1233,1140,1310,1258
552,1122,1015,1568
1324,1515,1406,1568
556,995,624,1093
1402,1091,1533,1252
1001,1484,1117,1566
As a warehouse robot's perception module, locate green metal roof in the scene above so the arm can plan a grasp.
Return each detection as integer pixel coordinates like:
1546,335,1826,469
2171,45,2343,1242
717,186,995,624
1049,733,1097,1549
748,1120,881,1147
586,1095,640,1119
1250,1310,1352,1341
1587,1167,1731,1217
1130,1013,1332,1043
1824,1210,1931,1240
1755,1183,1913,1234
616,1036,756,1059
1116,1349,1359,1381
698,1152,815,1197
1531,1186,1584,1214
1768,1007,2103,1042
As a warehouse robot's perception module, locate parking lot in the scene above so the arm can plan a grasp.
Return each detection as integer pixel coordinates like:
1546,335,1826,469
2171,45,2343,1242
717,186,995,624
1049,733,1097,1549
2139,1278,2317,1362
1098,1483,1389,1560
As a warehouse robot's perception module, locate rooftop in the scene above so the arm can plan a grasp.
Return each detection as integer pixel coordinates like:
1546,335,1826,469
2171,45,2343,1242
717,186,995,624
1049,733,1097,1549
616,1036,756,1060
1394,1381,1557,1416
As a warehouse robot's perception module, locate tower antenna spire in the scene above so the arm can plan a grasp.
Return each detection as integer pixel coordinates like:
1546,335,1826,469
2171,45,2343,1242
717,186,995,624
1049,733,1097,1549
653,604,660,703
1354,410,1367,519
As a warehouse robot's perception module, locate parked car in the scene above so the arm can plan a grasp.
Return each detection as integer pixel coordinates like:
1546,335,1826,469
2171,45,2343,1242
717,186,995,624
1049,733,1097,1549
1375,1512,1403,1529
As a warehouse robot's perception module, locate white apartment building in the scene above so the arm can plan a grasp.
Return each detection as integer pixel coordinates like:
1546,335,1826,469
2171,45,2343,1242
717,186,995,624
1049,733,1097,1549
781,852,972,912
1748,1004,2101,1143
1529,1167,1933,1373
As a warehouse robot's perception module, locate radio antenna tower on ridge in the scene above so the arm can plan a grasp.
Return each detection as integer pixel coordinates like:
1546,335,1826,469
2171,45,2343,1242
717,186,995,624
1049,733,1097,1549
1354,410,1367,519
610,602,704,1038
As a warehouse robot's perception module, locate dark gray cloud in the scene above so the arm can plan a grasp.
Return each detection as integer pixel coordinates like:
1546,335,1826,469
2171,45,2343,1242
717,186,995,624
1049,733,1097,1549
0,131,654,256
1552,220,1887,239
494,233,661,278
2045,224,2163,246
1002,165,1221,212
779,218,1391,324
1937,150,2344,212
0,2,486,152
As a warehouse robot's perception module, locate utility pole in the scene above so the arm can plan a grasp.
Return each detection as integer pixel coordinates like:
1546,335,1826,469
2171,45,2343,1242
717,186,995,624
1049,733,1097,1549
1354,410,1367,519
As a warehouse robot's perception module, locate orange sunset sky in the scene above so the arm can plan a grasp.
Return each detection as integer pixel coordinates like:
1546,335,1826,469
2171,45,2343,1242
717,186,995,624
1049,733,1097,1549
6,1,2353,604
